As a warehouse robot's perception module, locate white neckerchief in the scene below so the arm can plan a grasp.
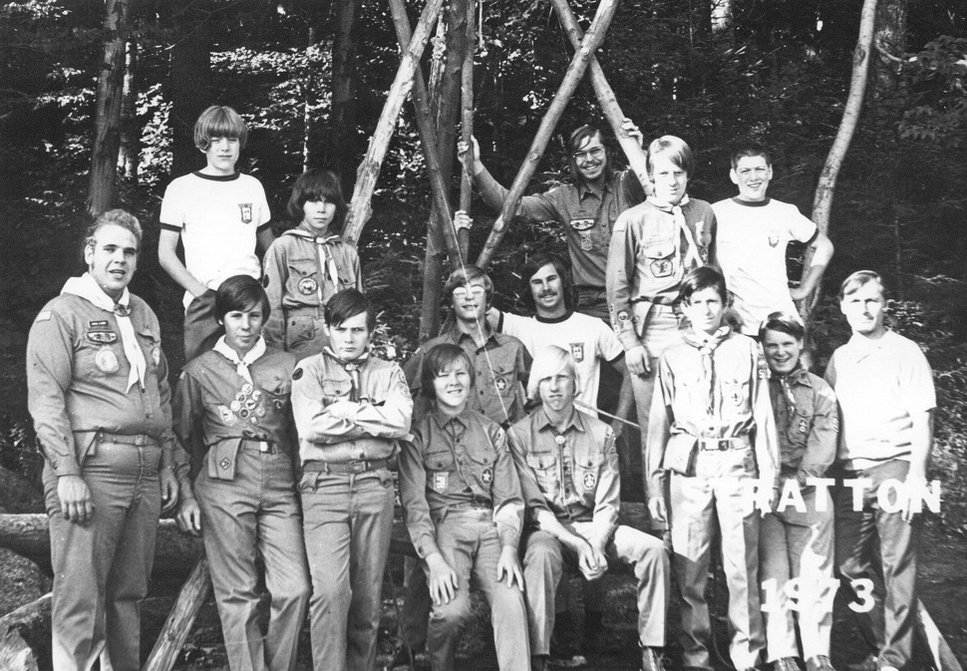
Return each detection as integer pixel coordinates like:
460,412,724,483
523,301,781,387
61,273,146,392
291,226,342,298
649,194,702,269
213,336,266,384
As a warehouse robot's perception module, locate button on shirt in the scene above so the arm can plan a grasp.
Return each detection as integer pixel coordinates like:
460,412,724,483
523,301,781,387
399,408,524,559
768,366,838,486
507,408,620,544
404,325,532,425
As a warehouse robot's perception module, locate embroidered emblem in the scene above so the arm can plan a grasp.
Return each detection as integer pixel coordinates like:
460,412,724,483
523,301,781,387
217,405,236,425
607,445,620,473
570,343,585,363
239,203,253,224
583,471,597,490
433,471,449,493
252,390,263,401
262,275,270,288
769,230,780,247
239,408,250,419
293,367,304,380
220,457,232,470
89,320,109,328
481,467,493,485
494,376,507,392
230,400,242,413
569,217,594,231
244,398,257,409
298,277,318,295
152,346,161,366
650,258,673,278
798,418,809,434
242,383,254,395
95,348,120,373
35,311,52,323
87,331,118,344
255,406,266,417
580,230,593,251
729,388,743,406
250,416,259,424
617,310,629,322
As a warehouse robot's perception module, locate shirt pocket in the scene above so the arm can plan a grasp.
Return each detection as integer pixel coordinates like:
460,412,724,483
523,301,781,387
572,450,603,497
466,440,498,490
286,257,320,300
721,377,752,416
423,446,455,472
321,378,353,404
640,241,677,279
526,451,561,505
785,408,812,451
136,326,161,377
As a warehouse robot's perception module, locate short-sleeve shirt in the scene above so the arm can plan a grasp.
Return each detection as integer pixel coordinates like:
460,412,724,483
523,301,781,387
160,172,271,309
824,330,936,470
712,197,818,334
498,310,622,411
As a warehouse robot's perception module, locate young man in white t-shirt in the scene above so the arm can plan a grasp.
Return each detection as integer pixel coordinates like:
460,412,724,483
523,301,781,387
159,105,275,362
712,144,833,336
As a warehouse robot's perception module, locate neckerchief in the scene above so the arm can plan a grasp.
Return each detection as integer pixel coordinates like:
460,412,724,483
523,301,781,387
289,226,342,300
682,325,731,416
648,194,702,269
61,273,146,392
213,335,266,385
323,347,370,401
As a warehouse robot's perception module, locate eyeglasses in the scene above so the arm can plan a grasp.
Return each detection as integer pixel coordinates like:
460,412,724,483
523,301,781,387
452,286,486,299
572,146,605,161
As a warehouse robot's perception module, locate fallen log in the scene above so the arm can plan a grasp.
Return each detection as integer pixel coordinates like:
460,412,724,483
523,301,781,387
142,557,212,671
0,592,51,671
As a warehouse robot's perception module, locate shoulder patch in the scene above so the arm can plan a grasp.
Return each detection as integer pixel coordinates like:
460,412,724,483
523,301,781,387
35,311,52,323
262,275,270,288
292,367,304,381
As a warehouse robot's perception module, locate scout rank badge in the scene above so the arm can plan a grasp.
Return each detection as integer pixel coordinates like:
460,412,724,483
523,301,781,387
583,470,597,491
238,202,253,224
152,347,161,366
569,218,595,251
494,375,507,392
95,347,120,373
433,471,449,493
298,276,318,295
226,383,267,426
481,467,493,486
569,343,585,363
797,417,809,435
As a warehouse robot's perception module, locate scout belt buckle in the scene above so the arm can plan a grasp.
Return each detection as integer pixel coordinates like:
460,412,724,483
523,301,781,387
701,438,732,451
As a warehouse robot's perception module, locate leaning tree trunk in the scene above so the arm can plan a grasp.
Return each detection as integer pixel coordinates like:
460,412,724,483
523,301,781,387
803,0,878,322
87,0,131,218
169,0,210,178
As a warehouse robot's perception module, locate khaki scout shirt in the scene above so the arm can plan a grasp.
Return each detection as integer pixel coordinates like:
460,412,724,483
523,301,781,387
26,292,176,475
645,329,778,499
404,325,532,426
768,366,838,486
475,166,644,290
291,348,413,464
399,408,524,559
508,408,620,545
262,228,362,348
606,198,717,351
173,347,298,484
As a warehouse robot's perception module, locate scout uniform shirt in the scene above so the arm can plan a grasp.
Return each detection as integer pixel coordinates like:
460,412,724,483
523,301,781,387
768,365,838,487
404,325,532,425
262,226,362,348
399,408,524,559
645,327,778,499
291,347,413,464
27,276,176,473
607,197,717,351
475,167,645,291
173,342,299,482
508,407,621,544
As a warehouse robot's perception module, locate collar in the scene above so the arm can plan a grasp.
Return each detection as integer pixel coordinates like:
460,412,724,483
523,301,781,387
322,347,370,369
647,193,691,213
213,335,266,368
192,171,240,182
448,322,497,347
731,197,771,207
682,325,731,352
576,178,610,201
61,273,131,313
534,310,572,324
773,364,813,387
537,406,585,434
430,407,472,431
286,226,341,243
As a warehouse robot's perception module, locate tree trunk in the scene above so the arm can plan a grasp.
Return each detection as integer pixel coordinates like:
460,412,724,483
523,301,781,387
805,0,878,321
169,0,211,179
141,557,213,671
457,0,475,259
475,0,620,269
119,36,139,182
342,0,446,246
871,0,907,108
87,0,131,218
329,0,360,193
0,592,51,671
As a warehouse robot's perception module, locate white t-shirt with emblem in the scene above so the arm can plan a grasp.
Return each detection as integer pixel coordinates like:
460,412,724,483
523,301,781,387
712,197,818,334
499,310,623,412
160,171,271,309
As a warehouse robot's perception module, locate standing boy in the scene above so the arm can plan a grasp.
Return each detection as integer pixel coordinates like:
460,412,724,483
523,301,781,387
291,289,413,671
509,347,669,671
759,312,839,671
825,271,935,671
646,267,778,671
159,105,275,362
712,143,834,336
399,343,530,671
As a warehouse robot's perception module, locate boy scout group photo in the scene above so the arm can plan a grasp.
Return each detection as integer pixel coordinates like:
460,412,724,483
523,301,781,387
26,105,937,671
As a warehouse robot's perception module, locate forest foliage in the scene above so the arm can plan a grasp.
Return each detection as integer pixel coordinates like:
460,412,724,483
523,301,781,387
1,0,966,526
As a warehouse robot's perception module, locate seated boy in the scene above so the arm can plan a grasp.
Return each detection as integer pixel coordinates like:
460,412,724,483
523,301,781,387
508,346,669,671
399,343,530,671
646,267,779,671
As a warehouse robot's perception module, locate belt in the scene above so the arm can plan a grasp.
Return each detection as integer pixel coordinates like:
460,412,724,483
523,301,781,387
97,432,158,447
286,305,323,317
303,459,389,474
240,439,283,454
697,436,751,451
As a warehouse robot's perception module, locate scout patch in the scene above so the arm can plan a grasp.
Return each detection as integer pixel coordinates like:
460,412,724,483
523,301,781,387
217,405,237,425
729,387,743,406
293,367,304,380
35,311,51,323
152,346,161,366
242,383,254,395
569,343,585,363
650,258,673,278
220,457,232,470
769,230,780,247
481,467,493,486
298,277,318,295
262,275,270,288
569,218,594,231
580,231,593,251
87,330,118,344
239,202,253,224
607,445,620,473
583,471,597,490
797,417,809,434
433,471,449,493
494,376,507,392
95,348,120,373
230,400,242,412
89,320,108,328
